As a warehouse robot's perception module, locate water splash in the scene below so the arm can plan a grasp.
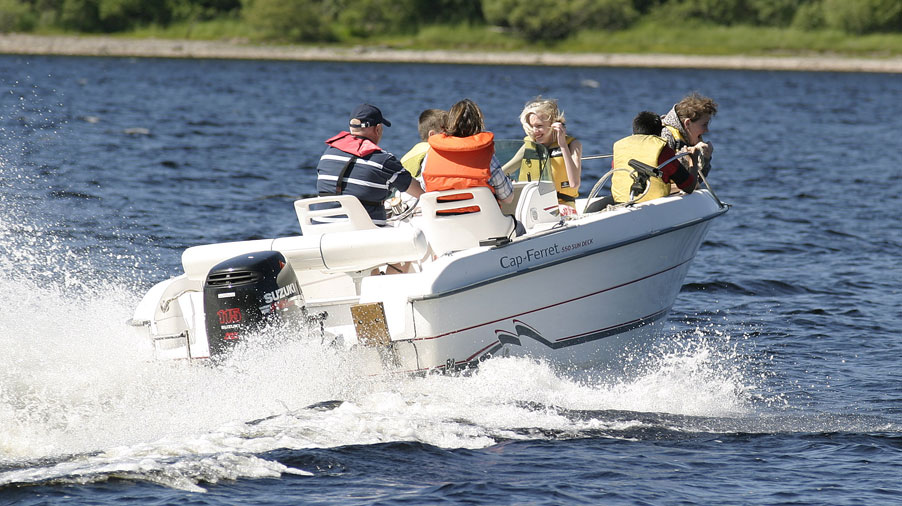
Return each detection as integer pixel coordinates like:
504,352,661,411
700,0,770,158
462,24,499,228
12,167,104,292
2,248,889,493
0,272,767,491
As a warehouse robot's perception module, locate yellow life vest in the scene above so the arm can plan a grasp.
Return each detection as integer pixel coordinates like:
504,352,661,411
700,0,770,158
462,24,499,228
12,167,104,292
664,125,689,151
664,124,686,146
520,135,578,206
400,141,430,177
611,134,671,203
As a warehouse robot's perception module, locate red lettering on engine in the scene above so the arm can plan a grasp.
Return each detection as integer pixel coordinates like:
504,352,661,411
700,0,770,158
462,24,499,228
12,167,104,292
218,308,242,324
224,332,239,341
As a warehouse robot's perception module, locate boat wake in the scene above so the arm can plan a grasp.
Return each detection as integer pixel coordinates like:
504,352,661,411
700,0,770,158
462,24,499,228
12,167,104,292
1,270,896,492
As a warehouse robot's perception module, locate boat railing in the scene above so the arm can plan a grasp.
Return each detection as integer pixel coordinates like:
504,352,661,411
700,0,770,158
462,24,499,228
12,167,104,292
582,168,625,213
635,152,727,209
583,152,726,213
695,164,726,208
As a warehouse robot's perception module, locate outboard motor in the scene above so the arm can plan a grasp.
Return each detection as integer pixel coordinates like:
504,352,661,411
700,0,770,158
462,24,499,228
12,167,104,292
203,250,304,357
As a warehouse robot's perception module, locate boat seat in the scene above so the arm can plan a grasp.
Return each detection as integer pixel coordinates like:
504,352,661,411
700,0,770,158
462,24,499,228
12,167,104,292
417,187,516,256
294,195,377,237
515,180,560,231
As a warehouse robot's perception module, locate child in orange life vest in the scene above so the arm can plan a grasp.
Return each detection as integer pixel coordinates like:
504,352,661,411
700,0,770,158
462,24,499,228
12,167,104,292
611,111,697,203
421,99,514,210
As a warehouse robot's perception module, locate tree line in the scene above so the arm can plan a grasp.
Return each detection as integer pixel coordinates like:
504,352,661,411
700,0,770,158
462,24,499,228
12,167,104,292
2,0,900,40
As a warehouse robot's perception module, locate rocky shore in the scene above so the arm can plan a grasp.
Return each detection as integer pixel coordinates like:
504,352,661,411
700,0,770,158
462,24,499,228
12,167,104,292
2,33,901,73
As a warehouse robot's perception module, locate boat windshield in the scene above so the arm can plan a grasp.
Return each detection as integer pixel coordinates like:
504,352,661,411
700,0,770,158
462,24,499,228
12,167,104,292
494,139,552,183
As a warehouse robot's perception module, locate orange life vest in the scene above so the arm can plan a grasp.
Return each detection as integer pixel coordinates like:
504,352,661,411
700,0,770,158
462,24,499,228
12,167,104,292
423,132,495,213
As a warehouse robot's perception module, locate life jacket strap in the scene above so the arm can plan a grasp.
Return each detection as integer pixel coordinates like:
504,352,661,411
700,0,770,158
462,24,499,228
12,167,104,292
557,192,576,203
333,155,357,195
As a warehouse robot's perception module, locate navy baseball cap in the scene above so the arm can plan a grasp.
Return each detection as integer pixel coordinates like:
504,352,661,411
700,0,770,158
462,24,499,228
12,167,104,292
350,103,391,128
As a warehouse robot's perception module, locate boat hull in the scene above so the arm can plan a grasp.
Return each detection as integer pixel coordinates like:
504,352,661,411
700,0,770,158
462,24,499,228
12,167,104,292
382,201,718,373
130,190,727,373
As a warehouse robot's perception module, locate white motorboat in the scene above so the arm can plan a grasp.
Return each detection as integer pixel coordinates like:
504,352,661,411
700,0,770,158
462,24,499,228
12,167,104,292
128,140,728,373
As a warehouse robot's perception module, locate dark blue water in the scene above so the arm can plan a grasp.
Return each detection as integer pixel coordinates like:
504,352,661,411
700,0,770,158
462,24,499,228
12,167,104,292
1,55,900,505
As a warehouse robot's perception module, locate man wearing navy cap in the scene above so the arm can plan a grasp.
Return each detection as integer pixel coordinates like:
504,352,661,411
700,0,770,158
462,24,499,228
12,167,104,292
316,104,424,226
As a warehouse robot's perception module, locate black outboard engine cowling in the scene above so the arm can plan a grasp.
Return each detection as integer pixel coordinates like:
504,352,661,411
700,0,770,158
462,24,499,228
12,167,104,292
203,251,304,357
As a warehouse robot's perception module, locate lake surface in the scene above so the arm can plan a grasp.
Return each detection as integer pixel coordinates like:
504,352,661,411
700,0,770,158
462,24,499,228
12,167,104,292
0,55,900,505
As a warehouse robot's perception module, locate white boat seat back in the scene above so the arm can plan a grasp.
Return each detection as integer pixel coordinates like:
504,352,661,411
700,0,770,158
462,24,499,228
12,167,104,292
418,187,515,256
515,180,560,231
294,195,377,237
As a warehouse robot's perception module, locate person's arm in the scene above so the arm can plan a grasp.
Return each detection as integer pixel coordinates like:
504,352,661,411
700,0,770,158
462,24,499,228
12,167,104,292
386,156,424,197
553,124,582,191
689,141,714,177
658,146,696,193
404,179,425,198
500,143,526,176
489,156,514,205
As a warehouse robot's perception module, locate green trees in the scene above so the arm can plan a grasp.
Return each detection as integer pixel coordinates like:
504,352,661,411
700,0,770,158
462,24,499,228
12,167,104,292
240,0,482,41
640,0,803,27
331,0,418,38
0,0,35,32
821,0,902,34
0,0,899,40
1,0,240,32
241,0,334,41
481,0,901,40
749,0,803,26
483,0,638,40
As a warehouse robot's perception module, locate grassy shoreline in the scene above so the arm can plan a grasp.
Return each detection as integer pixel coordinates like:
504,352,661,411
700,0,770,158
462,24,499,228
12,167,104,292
2,32,902,73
